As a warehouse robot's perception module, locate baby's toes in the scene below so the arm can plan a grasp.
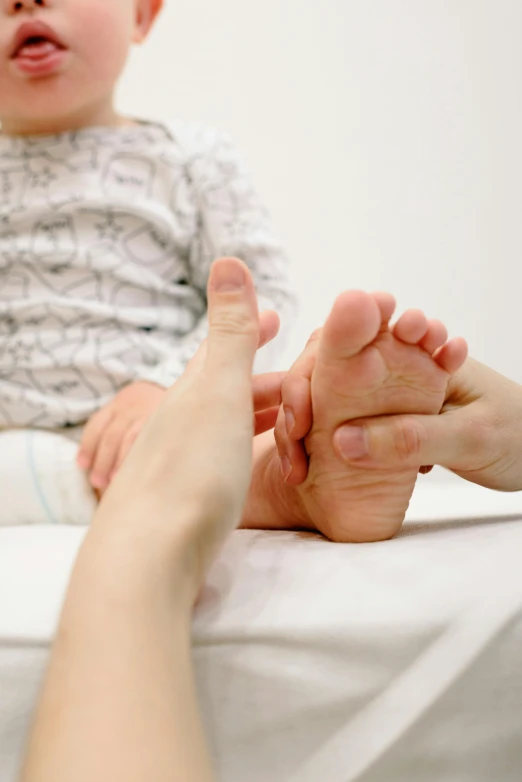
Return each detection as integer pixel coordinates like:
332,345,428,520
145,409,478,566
419,319,448,355
392,309,429,344
433,337,468,373
371,291,396,329
319,290,382,365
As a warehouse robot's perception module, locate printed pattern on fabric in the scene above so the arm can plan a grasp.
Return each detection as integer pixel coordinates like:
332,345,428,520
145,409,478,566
0,121,295,428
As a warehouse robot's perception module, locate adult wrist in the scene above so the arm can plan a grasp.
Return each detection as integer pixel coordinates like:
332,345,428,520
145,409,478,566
86,502,202,610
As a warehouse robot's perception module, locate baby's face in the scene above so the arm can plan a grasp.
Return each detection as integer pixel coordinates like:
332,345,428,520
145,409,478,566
0,0,161,133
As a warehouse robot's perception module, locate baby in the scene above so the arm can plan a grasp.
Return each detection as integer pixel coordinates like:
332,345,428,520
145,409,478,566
0,1,469,543
0,0,294,492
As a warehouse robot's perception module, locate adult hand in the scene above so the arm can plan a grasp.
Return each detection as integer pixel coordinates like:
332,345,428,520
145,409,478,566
22,258,262,782
332,358,522,492
275,329,522,494
78,310,283,493
274,328,319,485
96,257,269,596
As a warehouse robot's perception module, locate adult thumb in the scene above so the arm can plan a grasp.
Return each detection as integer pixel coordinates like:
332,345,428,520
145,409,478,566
333,411,469,472
205,257,260,382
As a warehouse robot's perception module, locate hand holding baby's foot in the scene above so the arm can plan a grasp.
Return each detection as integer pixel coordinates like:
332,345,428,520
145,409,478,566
276,291,467,542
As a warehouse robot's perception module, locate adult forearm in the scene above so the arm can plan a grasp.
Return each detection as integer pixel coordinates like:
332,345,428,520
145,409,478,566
20,528,215,782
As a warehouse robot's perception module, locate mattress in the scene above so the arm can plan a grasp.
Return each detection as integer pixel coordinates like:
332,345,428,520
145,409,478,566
1,438,522,781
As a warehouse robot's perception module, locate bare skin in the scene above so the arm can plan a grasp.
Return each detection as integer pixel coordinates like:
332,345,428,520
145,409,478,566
244,290,467,542
20,257,261,782
331,358,522,493
78,310,282,492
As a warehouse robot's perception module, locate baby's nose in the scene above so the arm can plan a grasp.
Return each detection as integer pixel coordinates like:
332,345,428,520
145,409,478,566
6,0,47,15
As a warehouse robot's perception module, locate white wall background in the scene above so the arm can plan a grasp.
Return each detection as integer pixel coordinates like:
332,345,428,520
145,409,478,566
118,0,522,380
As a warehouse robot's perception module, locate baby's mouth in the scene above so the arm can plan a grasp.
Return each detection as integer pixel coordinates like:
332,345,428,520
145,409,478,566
10,22,66,61
14,37,65,60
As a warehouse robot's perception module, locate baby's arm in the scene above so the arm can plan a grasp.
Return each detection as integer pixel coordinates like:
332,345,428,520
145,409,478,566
139,124,297,389
79,127,296,490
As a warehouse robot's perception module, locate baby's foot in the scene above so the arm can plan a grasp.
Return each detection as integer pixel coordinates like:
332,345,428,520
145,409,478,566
294,291,467,542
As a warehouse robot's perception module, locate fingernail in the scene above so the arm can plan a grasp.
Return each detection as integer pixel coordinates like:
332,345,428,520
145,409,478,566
212,259,246,292
281,456,292,482
335,426,368,460
285,408,295,435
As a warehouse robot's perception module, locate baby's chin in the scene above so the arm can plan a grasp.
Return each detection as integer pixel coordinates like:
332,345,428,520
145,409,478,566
1,90,114,136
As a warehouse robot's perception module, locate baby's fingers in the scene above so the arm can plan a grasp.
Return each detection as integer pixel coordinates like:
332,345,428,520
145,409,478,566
77,406,113,471
89,419,128,490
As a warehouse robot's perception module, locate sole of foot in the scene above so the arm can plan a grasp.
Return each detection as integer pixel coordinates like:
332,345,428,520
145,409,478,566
296,290,467,542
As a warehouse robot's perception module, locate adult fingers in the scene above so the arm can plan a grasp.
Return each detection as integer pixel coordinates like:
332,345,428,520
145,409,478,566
252,372,285,411
270,328,322,486
112,422,142,478
180,307,279,383
254,406,280,436
281,329,321,441
183,337,208,378
274,404,309,484
332,409,477,472
282,374,313,440
205,258,260,390
258,310,280,349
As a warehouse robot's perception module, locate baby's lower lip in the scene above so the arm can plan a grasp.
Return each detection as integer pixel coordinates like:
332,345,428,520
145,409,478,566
12,41,68,77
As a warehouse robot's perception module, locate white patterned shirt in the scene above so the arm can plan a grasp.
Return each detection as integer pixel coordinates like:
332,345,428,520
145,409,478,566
0,120,295,428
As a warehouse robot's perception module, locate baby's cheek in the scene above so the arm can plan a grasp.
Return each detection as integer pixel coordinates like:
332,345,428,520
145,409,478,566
73,0,134,80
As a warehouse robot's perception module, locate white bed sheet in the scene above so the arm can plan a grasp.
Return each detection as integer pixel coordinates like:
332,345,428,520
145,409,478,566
1,474,522,781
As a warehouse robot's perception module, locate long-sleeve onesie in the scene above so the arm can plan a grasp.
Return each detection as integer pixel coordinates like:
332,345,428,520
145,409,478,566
0,120,296,429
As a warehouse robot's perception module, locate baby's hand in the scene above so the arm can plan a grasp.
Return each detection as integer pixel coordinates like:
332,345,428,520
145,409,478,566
77,381,166,492
78,308,285,494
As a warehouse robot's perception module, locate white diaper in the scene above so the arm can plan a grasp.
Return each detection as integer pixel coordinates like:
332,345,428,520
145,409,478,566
0,430,96,527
